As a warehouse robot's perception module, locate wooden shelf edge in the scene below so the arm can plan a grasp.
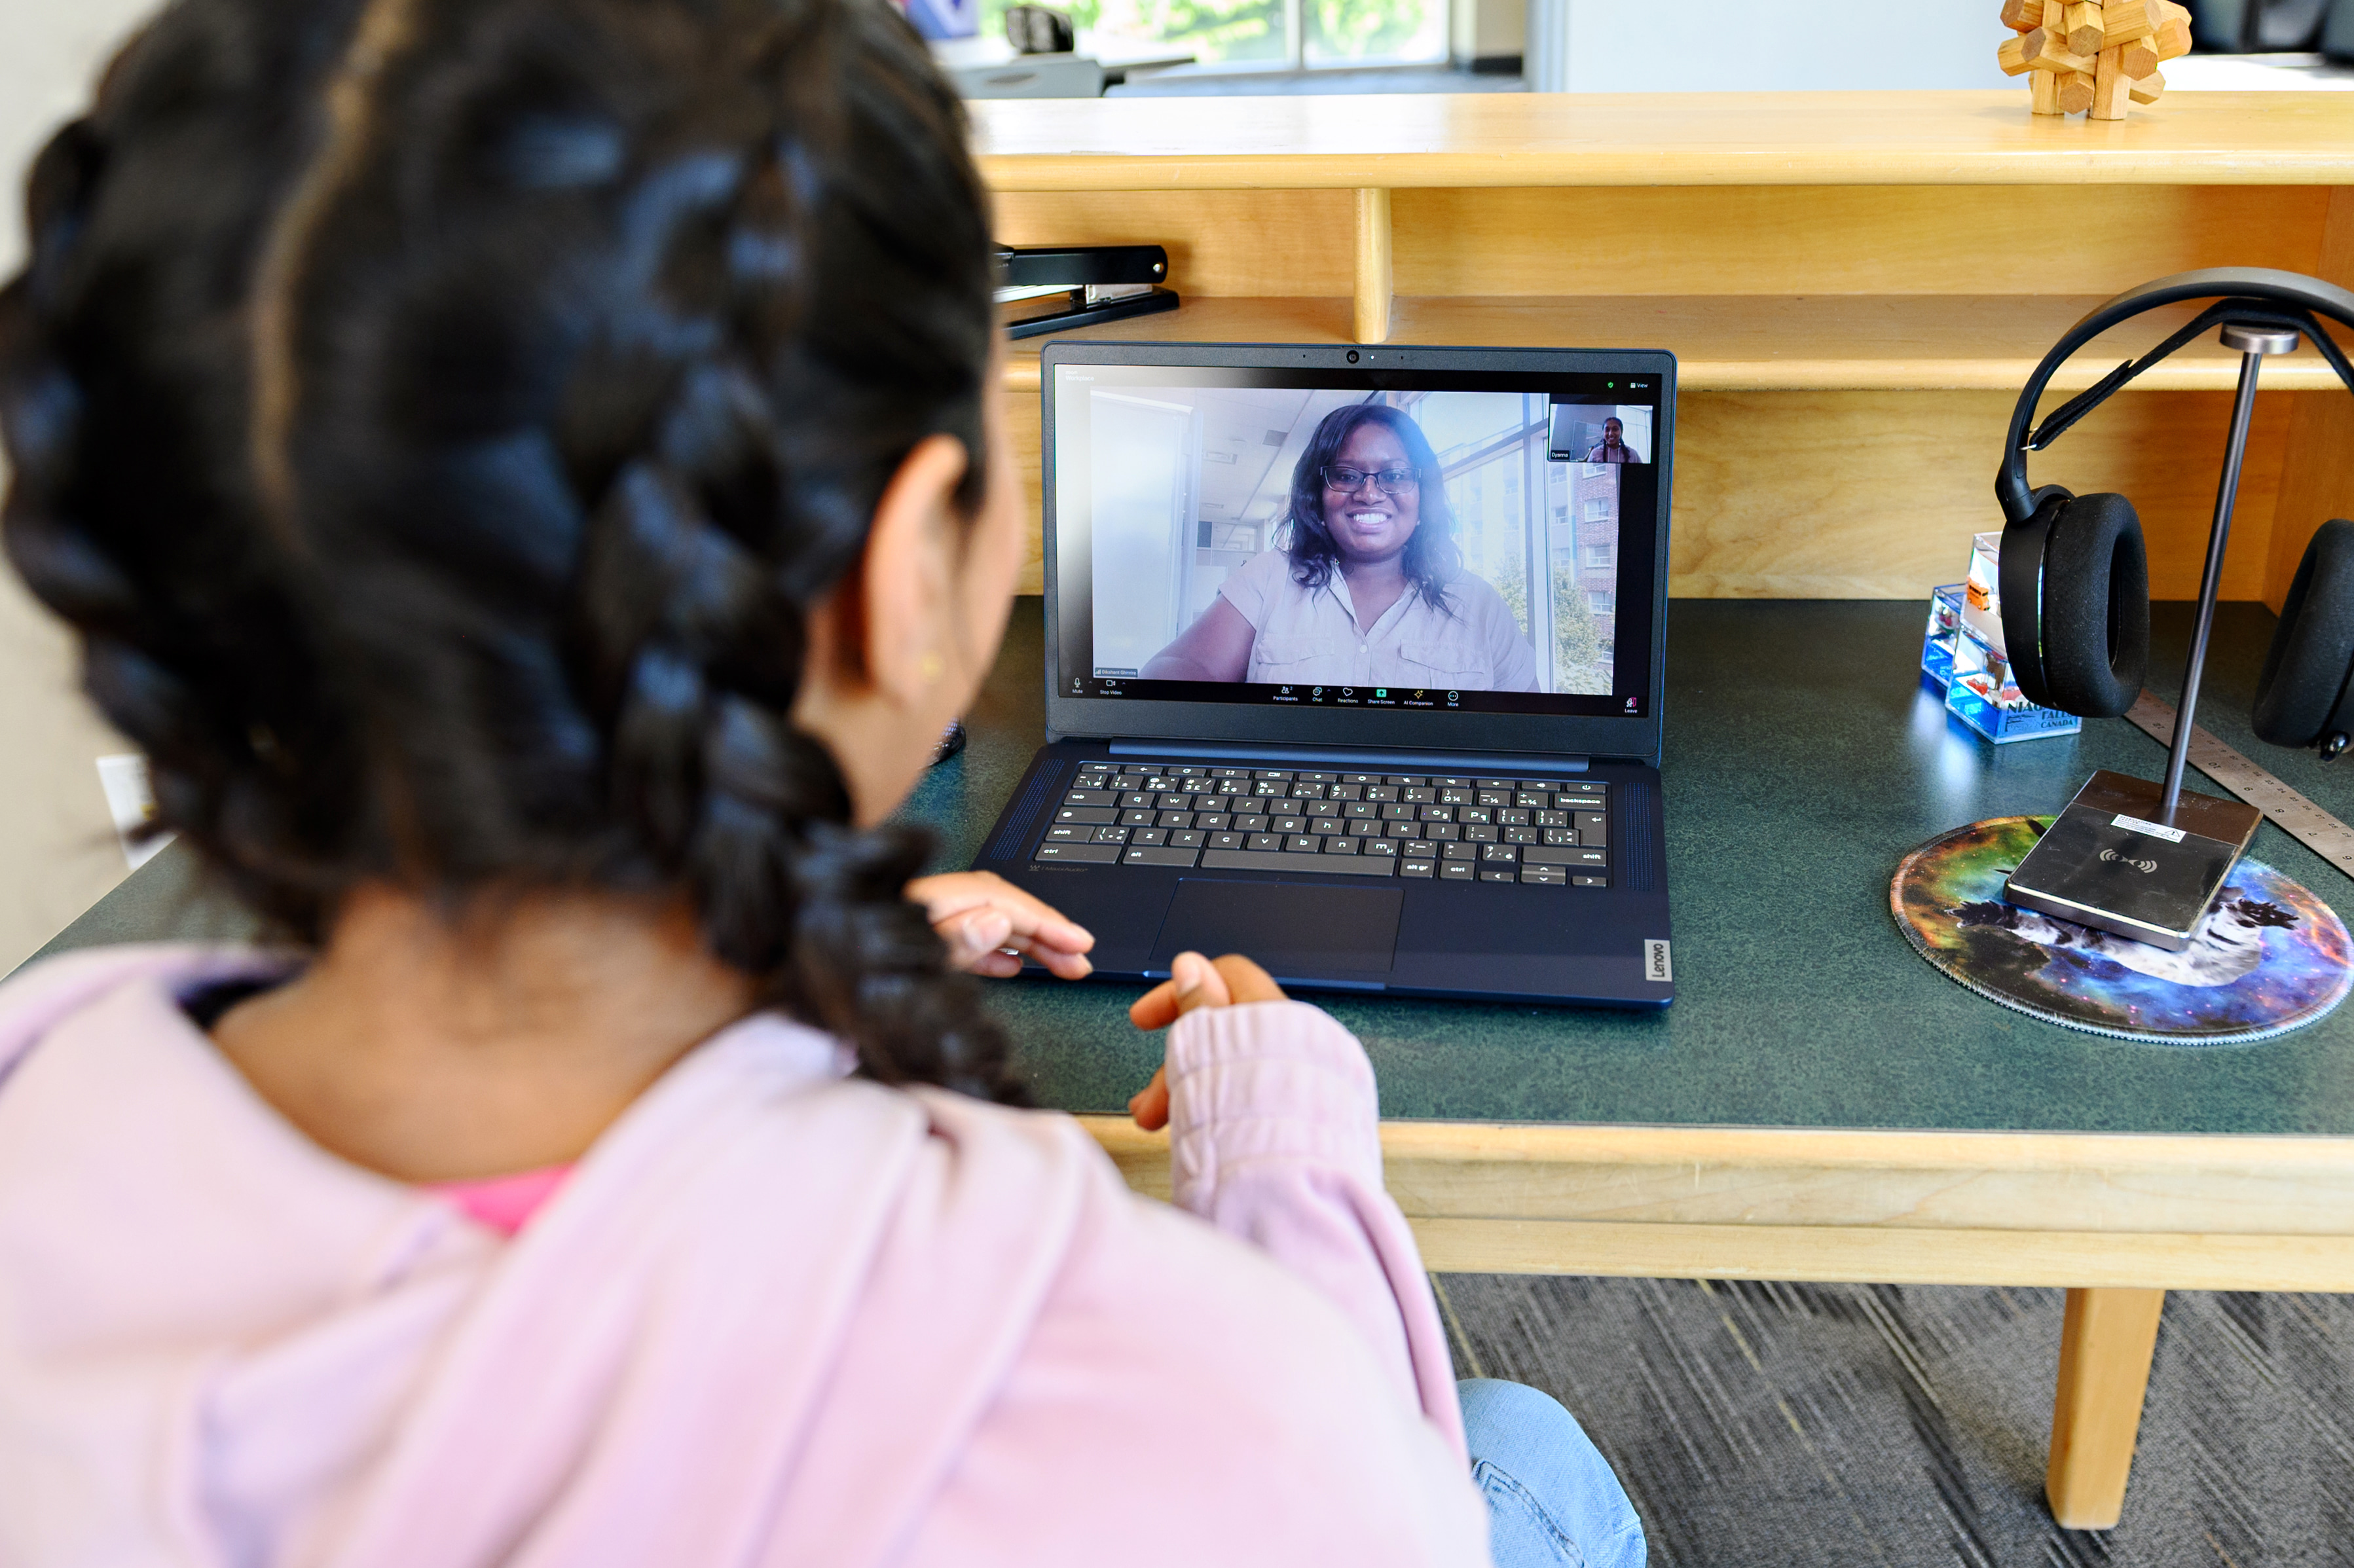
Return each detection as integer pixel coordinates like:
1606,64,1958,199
972,92,2354,193
1003,294,2353,393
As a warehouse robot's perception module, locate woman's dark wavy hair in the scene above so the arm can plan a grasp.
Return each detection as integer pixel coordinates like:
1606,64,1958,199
1279,401,1460,615
0,0,1023,1099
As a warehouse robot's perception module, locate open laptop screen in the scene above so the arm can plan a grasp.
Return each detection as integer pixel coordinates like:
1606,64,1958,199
1047,359,1664,721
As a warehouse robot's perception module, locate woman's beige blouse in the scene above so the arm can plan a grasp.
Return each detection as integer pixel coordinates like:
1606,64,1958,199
1217,548,1540,693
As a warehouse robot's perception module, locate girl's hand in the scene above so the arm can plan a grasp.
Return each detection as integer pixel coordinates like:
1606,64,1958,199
1124,951,1288,1131
906,871,1094,979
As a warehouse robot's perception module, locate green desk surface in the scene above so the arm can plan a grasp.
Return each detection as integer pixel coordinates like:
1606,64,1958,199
33,598,2354,1138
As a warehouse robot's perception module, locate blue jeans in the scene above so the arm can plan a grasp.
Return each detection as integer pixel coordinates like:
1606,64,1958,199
1460,1379,1646,1568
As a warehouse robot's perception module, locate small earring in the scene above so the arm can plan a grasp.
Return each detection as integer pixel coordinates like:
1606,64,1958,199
919,652,945,685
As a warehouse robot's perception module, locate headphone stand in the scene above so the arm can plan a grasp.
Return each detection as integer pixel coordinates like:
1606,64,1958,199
2155,322,2303,824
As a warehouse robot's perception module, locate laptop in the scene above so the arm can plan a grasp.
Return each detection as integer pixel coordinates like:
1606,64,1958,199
969,341,1677,1007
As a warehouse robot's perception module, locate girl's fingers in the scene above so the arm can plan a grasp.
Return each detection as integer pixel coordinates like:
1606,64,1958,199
1128,1066,1171,1131
1127,951,1232,1030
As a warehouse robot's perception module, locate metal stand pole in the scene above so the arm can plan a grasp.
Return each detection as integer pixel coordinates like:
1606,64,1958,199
2158,323,2300,823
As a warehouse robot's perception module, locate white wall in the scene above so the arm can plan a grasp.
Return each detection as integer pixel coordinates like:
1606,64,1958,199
0,0,168,971
1526,0,2014,92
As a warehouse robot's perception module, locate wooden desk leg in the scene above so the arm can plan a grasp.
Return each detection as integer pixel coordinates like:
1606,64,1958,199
2045,1286,2165,1530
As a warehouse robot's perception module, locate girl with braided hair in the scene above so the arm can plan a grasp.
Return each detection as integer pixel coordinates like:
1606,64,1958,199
0,0,1644,1563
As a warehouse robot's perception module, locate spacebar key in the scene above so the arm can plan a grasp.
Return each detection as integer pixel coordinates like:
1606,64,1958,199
1198,849,1395,877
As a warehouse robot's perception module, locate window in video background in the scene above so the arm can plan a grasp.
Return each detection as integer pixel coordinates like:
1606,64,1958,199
1084,386,1620,696
1547,402,1651,465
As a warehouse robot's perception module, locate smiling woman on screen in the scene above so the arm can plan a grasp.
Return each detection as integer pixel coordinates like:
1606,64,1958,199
1139,404,1539,692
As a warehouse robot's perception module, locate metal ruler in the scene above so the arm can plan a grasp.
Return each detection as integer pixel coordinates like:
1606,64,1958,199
2124,692,2354,880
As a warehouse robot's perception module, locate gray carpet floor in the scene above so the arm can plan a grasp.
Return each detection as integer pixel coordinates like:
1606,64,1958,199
1434,1275,2354,1567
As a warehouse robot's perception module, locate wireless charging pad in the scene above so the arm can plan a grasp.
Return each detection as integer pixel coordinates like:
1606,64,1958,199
2004,770,2262,951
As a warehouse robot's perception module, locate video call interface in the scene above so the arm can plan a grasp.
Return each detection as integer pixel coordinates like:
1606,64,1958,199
1050,365,1662,718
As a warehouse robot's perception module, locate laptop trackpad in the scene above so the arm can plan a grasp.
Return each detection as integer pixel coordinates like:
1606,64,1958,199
1147,879,1404,981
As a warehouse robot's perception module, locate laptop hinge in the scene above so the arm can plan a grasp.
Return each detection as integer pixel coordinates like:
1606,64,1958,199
1107,739,1592,774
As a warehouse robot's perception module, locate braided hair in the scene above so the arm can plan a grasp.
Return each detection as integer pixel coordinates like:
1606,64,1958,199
0,0,1021,1099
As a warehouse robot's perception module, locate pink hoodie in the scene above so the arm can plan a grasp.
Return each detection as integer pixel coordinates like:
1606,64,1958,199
0,945,1488,1567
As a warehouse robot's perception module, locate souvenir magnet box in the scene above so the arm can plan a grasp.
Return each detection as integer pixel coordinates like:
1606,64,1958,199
1921,533,2082,744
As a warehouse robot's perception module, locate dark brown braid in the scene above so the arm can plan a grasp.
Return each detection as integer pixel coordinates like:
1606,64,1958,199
0,0,1022,1100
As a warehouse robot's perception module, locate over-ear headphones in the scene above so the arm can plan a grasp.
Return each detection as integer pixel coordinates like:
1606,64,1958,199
1996,267,2354,755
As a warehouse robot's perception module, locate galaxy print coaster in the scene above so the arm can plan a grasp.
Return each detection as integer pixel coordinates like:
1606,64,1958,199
1891,816,2351,1044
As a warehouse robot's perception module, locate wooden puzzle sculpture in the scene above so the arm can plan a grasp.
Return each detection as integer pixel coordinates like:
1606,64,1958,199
1998,0,2194,119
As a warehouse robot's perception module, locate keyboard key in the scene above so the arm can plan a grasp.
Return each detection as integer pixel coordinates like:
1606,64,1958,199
1132,829,1168,847
1125,846,1200,867
1520,865,1568,885
1402,787,1437,803
1089,827,1130,844
1514,792,1550,809
1464,826,1499,843
1388,822,1422,839
1418,806,1454,822
1034,841,1120,864
1119,810,1154,826
1247,833,1282,850
1057,807,1116,825
1573,874,1610,887
1498,809,1530,826
1543,828,1579,846
1064,790,1117,806
1504,827,1539,845
1170,830,1205,848
1273,816,1307,833
1439,788,1474,806
1480,842,1518,862
1386,775,1426,787
1575,811,1609,845
1198,849,1395,877
1156,793,1194,810
1366,786,1399,803
1479,868,1518,883
1476,790,1511,808
1524,845,1609,868
1322,836,1359,854
1344,773,1382,786
1120,792,1156,809
1457,807,1493,825
1441,842,1477,861
1297,772,1337,784
1365,839,1399,857
1536,811,1569,828
1193,812,1230,830
1424,823,1460,841
1478,778,1518,790
1401,858,1436,877
1441,862,1476,881
1348,819,1387,837
1255,770,1293,780
1209,831,1247,849
1045,824,1088,843
1235,816,1270,833
1213,768,1253,780
1156,811,1190,828
1285,835,1321,853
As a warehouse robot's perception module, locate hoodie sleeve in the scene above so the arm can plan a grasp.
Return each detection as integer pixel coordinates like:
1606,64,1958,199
1160,1000,1465,1458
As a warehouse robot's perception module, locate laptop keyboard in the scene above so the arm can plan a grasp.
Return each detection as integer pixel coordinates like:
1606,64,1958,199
1032,761,1609,886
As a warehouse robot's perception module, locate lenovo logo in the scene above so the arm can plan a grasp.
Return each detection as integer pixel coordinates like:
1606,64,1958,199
1645,939,1672,983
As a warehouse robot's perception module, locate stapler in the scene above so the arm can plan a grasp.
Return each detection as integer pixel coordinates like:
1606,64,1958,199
997,244,1179,339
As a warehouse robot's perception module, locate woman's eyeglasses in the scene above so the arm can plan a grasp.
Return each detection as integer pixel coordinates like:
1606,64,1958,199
1320,465,1419,495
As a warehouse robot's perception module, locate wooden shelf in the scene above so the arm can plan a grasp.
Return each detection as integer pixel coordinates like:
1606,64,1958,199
974,91,2354,192
1004,295,2353,394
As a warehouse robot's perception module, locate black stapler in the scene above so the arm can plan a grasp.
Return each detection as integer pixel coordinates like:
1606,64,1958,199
997,244,1179,340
